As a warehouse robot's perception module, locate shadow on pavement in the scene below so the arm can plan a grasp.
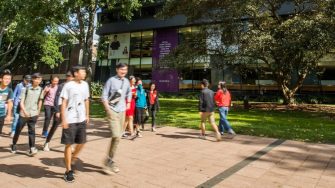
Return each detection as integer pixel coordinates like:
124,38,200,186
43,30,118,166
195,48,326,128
0,164,62,179
40,157,105,174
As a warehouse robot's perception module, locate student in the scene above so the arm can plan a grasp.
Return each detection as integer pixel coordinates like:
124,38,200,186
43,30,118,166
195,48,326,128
11,73,44,156
122,76,136,138
147,82,160,132
198,79,221,141
101,63,132,174
41,76,59,138
0,69,14,137
10,75,31,137
214,81,236,136
134,78,147,137
43,72,74,151
60,66,90,183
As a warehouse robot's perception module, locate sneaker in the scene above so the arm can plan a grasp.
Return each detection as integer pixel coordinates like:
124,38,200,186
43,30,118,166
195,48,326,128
10,132,15,138
152,127,157,132
64,170,75,183
228,129,236,136
27,147,38,156
10,144,17,154
137,133,143,138
43,143,50,152
220,132,224,136
103,159,120,175
121,133,128,139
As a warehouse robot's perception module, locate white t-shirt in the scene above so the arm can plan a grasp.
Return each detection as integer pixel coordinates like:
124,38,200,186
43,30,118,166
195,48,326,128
60,81,90,124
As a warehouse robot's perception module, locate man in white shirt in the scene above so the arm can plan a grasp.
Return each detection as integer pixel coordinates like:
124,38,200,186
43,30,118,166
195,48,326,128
60,66,90,183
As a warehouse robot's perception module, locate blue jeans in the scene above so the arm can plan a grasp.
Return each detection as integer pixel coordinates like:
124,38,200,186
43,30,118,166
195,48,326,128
11,106,20,133
218,107,232,133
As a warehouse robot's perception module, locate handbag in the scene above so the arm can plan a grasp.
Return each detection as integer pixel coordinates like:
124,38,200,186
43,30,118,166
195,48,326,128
108,79,124,107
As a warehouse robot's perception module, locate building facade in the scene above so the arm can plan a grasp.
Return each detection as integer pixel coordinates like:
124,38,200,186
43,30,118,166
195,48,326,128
95,1,335,95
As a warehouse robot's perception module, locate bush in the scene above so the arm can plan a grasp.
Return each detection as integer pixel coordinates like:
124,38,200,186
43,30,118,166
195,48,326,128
91,82,103,98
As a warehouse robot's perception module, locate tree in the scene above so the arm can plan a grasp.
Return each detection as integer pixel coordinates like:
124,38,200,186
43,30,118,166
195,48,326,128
160,0,335,104
56,0,152,81
0,0,65,70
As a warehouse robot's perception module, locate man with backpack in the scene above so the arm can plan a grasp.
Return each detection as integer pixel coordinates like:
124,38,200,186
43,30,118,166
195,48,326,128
11,73,44,156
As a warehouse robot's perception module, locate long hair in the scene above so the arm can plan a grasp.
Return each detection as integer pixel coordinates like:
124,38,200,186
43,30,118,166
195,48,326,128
149,82,157,91
219,81,227,94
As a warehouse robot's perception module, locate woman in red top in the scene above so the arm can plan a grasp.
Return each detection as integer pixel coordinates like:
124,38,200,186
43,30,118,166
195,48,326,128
214,81,236,136
123,76,136,138
147,82,160,132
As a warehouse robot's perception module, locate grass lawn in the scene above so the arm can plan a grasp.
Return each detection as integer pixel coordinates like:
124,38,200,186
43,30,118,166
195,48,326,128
91,99,335,144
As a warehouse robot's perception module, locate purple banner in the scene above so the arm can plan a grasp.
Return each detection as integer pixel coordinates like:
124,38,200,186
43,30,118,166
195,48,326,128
152,29,179,92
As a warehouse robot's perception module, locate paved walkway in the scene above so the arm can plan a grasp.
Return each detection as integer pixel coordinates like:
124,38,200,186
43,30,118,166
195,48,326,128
0,117,335,188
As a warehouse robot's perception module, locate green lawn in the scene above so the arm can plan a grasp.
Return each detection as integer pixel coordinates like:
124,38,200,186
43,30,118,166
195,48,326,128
91,99,335,144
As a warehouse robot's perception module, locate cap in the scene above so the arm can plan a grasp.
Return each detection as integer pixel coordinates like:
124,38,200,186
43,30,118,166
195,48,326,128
24,75,32,81
31,73,42,79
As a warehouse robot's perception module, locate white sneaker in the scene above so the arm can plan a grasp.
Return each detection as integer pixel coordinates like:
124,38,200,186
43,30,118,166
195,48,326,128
43,143,50,151
228,129,236,135
137,133,143,138
28,147,38,156
152,127,157,132
10,132,15,138
199,135,206,140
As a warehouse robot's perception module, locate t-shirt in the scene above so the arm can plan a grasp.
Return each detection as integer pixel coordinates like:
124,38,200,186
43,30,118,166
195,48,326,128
44,85,58,106
214,89,231,107
0,87,13,117
20,86,44,117
60,81,90,124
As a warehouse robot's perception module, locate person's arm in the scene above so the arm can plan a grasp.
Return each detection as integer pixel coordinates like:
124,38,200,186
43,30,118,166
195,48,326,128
12,85,19,101
5,100,13,123
199,91,204,112
60,84,69,129
126,82,132,110
20,89,29,117
85,83,90,125
156,91,160,112
101,79,113,116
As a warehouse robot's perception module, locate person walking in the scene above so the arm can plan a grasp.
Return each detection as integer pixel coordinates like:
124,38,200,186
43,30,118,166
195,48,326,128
0,70,14,137
147,82,159,132
60,66,90,183
10,75,31,137
215,81,236,136
134,78,147,137
122,76,136,138
43,71,74,151
101,62,132,174
41,76,59,138
198,79,221,141
11,73,44,156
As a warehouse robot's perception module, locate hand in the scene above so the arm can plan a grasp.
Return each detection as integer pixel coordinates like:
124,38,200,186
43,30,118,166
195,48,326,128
23,111,29,118
86,116,90,125
44,86,50,93
62,121,69,129
55,112,60,118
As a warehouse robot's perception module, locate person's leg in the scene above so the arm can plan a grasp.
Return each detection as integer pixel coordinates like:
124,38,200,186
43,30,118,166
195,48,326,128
218,107,225,134
151,109,156,128
128,116,134,136
222,107,232,132
64,144,73,172
42,105,52,135
208,112,221,141
200,113,207,136
11,106,19,134
0,117,5,135
46,114,61,143
27,116,38,149
12,117,27,145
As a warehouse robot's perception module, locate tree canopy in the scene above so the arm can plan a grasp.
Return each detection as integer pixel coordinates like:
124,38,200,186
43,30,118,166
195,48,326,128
160,0,335,104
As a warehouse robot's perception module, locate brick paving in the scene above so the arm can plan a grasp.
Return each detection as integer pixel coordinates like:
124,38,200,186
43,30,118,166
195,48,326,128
0,116,335,188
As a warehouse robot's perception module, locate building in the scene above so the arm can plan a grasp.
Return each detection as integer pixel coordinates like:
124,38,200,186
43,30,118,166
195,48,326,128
95,1,335,95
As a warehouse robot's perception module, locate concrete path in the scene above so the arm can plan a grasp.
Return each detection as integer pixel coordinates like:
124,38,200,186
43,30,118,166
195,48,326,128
0,118,335,188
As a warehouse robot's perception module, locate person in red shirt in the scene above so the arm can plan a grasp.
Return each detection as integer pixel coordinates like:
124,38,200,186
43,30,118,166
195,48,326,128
214,81,236,136
147,82,160,132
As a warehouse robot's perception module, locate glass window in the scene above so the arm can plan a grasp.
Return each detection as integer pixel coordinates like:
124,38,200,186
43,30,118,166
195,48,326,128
141,31,153,57
130,32,141,58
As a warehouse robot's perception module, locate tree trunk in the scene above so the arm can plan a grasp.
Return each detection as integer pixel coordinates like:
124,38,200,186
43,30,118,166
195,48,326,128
279,71,308,105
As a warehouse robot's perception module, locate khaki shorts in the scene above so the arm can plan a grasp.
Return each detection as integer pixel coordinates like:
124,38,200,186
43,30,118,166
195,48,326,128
108,110,126,138
200,112,215,124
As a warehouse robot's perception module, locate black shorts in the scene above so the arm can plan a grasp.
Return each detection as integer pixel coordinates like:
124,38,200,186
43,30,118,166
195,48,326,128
61,121,87,145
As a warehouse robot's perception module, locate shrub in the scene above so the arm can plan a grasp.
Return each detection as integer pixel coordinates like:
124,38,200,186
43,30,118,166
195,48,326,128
91,82,103,98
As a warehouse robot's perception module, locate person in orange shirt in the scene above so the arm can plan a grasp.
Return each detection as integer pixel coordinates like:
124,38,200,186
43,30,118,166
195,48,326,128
214,81,236,136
